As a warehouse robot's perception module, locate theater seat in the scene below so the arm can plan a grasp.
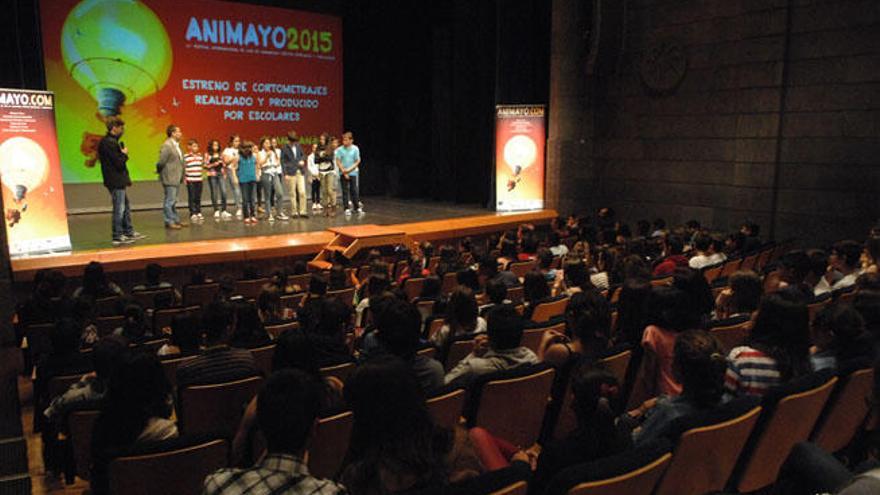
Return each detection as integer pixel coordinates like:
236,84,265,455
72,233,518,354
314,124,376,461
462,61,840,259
508,260,537,279
308,410,354,479
160,355,197,390
531,297,569,323
249,344,276,377
327,287,356,307
131,287,176,310
234,278,271,300
68,409,100,481
320,361,356,384
265,321,299,339
426,387,466,430
545,438,672,495
731,371,838,493
445,337,477,372
108,437,228,495
521,321,565,355
466,364,555,447
178,376,263,438
182,283,219,307
709,320,751,354
811,361,875,453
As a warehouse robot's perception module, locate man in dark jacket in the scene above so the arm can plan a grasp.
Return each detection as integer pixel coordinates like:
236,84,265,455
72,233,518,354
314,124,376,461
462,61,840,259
98,117,145,246
280,130,308,218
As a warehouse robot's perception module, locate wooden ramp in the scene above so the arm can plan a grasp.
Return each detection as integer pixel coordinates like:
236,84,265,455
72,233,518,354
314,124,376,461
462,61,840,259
308,225,413,271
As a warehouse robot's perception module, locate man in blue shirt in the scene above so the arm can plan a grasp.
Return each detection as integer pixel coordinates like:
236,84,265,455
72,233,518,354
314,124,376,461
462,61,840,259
335,131,362,216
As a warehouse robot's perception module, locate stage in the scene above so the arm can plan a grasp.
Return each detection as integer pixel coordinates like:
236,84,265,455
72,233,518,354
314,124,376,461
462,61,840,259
10,197,557,281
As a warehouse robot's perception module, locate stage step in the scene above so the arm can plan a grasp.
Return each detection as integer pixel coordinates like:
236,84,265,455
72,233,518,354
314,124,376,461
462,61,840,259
309,224,417,272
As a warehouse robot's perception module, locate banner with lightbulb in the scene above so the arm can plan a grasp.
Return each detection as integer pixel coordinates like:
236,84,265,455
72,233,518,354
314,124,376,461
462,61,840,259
495,105,546,212
0,89,73,257
40,0,343,184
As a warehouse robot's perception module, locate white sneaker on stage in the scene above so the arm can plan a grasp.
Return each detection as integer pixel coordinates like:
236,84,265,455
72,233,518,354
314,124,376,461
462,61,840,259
344,208,352,216
236,209,243,219
221,211,232,219
214,211,221,219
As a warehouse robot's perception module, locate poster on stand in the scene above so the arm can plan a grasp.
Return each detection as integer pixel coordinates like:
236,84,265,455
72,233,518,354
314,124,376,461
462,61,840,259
0,89,72,257
495,104,545,212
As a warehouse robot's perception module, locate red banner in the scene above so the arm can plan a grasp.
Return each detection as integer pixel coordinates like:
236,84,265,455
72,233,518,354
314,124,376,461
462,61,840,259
0,89,72,256
40,0,343,183
495,105,546,211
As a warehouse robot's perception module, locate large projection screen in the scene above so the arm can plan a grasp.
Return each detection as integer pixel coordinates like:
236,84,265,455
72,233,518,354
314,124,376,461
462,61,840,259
40,0,343,192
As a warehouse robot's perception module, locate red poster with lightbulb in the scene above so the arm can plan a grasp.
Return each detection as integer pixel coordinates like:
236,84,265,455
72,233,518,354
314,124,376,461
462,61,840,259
495,105,546,212
0,89,72,257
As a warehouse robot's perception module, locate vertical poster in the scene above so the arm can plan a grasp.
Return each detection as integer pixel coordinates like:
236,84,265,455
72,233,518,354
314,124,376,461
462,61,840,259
495,105,545,212
0,89,72,257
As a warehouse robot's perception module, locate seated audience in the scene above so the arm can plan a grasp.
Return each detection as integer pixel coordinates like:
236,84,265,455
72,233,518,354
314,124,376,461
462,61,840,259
479,279,511,317
205,370,346,495
613,278,653,346
538,291,612,367
861,236,880,274
444,305,538,387
157,313,202,357
522,271,559,320
672,267,715,325
629,330,728,444
688,234,724,270
713,270,762,324
430,287,487,349
230,302,272,349
373,298,445,393
652,235,688,277
815,240,862,296
113,304,154,344
176,302,259,388
341,357,481,493
810,304,873,371
725,292,811,397
479,253,519,289
90,352,177,495
72,261,123,299
257,287,293,326
776,250,817,303
302,297,354,367
355,274,390,327
132,262,178,298
638,287,697,397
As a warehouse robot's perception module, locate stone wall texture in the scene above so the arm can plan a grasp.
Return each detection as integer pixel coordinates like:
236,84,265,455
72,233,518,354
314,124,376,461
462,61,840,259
549,0,879,245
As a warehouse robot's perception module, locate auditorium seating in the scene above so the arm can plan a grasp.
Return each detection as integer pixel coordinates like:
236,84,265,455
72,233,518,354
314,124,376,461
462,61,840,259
234,278,270,300
445,336,478,371
152,305,200,333
530,297,569,323
131,287,176,309
108,437,229,495
249,344,276,377
67,409,100,481
95,295,123,317
404,277,426,301
160,355,197,389
426,387,466,430
508,260,537,279
320,361,356,384
308,410,354,479
810,361,875,453
709,320,751,353
182,283,219,307
327,287,356,307
178,376,263,438
466,364,555,447
521,321,565,355
545,439,673,495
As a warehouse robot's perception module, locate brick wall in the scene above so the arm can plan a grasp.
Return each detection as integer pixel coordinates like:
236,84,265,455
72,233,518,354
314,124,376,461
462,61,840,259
549,0,879,245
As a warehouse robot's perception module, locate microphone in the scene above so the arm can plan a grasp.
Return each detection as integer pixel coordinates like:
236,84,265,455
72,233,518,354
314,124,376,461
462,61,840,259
119,141,125,149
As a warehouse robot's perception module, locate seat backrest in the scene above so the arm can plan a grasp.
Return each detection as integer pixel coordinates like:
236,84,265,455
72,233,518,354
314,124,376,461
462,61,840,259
68,409,100,481
531,298,569,323
811,366,875,453
153,306,200,333
445,339,476,372
95,316,125,338
416,346,437,360
160,356,197,389
507,286,525,304
521,321,566,355
327,287,356,308
265,321,299,339
320,361,356,384
279,293,306,311
108,438,228,495
710,320,752,354
182,283,220,307
427,318,446,340
739,253,759,272
719,258,743,279
250,344,276,377
308,410,354,479
508,260,537,279
473,366,555,447
492,480,528,495
95,296,123,317
25,323,54,362
702,264,724,284
556,443,673,495
286,273,311,291
234,278,271,300
426,388,466,430
597,349,632,389
404,277,426,301
735,375,838,493
178,376,263,438
649,276,672,287
807,299,830,323
654,405,762,495
131,288,176,310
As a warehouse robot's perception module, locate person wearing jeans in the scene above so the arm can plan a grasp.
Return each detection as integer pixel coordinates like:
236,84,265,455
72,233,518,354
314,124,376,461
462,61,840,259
281,130,308,217
335,131,362,215
97,117,145,246
256,137,287,221
237,141,258,223
205,139,231,219
157,124,186,229
223,135,243,217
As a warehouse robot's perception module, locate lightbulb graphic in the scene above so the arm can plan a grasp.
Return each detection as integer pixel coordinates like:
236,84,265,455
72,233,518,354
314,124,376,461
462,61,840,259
61,0,173,117
502,135,537,192
0,137,50,203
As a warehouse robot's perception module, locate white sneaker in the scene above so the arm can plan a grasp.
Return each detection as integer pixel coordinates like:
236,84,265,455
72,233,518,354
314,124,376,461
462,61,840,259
191,214,199,221
214,211,221,218
277,213,290,220
197,213,204,220
268,215,276,223
236,209,243,218
344,208,352,216
221,211,232,219
316,203,323,210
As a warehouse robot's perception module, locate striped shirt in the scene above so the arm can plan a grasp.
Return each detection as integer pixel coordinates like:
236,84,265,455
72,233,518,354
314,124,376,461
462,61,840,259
724,346,781,397
183,152,204,183
175,346,259,389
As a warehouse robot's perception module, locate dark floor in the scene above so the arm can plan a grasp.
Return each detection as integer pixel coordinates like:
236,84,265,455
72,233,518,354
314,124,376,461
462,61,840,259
67,197,489,251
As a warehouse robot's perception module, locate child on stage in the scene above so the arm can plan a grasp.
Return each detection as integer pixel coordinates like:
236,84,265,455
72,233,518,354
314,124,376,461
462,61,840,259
183,139,205,221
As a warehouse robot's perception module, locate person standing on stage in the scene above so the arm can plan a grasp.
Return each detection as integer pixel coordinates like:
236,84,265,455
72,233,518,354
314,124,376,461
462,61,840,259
307,142,321,212
183,139,205,222
157,124,186,229
98,117,146,246
256,137,287,222
238,141,258,224
336,131,362,216
223,135,243,218
281,130,308,218
316,133,337,216
205,139,231,220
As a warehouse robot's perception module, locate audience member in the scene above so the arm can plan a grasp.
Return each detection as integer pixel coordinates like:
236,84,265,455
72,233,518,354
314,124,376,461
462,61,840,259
113,304,153,344
72,261,123,299
157,313,201,357
638,287,696,397
652,235,688,277
205,370,346,495
430,287,487,349
815,240,862,296
538,291,612,367
230,302,272,349
374,298,445,393
713,270,762,324
302,297,353,367
810,304,873,371
444,305,538,387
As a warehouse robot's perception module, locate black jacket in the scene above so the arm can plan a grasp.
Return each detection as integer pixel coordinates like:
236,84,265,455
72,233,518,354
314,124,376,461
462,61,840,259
98,134,131,189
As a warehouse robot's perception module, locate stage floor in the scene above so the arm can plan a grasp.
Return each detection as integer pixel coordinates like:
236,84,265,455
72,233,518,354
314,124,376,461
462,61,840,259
11,198,557,280
66,197,488,251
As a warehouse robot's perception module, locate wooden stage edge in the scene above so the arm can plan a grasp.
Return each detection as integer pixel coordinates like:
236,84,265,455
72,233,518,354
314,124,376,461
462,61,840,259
10,209,558,281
